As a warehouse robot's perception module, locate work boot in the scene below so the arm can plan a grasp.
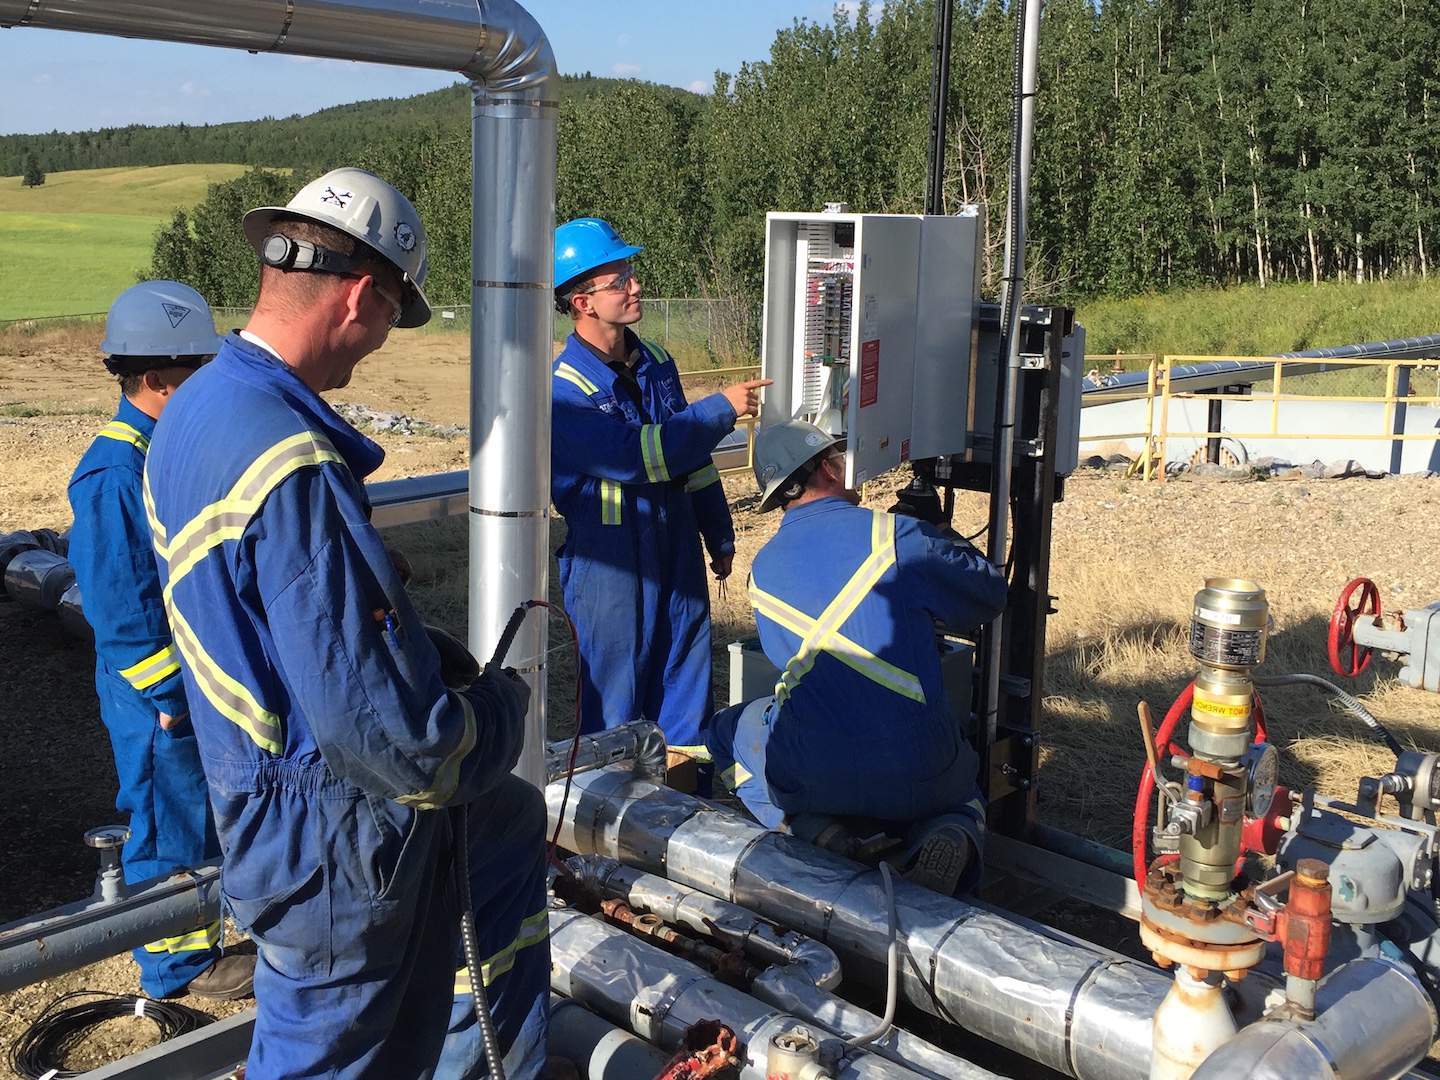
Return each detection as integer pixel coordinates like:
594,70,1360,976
901,823,973,897
184,953,256,1000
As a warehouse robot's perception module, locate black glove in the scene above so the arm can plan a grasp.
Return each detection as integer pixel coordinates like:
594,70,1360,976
425,624,480,690
496,666,532,716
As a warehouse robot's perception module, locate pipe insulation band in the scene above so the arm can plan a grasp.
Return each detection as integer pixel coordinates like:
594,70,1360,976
547,767,1169,1080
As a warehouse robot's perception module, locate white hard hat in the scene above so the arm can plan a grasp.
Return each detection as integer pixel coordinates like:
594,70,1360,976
753,420,843,512
242,167,431,328
100,280,223,358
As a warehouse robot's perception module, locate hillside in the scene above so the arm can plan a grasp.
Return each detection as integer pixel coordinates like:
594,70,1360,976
0,75,697,176
0,164,258,320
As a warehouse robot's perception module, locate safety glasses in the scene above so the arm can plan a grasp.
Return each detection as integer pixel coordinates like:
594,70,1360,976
577,267,637,297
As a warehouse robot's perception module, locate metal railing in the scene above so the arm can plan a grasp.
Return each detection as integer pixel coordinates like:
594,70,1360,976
1085,354,1440,480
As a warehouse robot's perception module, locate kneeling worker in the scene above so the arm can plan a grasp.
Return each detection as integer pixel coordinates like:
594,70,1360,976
709,421,1007,894
68,281,254,1000
144,169,546,1078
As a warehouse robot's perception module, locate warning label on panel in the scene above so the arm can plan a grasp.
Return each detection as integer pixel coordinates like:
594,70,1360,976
859,339,879,407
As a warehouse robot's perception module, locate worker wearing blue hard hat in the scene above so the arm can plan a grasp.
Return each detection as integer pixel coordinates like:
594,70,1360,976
550,217,770,757
67,281,256,1002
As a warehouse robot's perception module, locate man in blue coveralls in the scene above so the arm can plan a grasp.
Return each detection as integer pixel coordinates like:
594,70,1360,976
144,168,548,1078
550,217,769,758
67,280,256,1000
708,420,1008,895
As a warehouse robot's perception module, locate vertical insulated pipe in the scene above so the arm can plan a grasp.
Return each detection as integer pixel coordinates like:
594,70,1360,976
468,3,559,788
980,0,1043,761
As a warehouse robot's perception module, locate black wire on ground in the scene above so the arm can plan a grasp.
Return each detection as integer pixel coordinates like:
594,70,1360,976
10,991,213,1080
1252,672,1406,758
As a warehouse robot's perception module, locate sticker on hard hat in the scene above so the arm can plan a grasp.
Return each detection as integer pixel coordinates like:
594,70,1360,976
161,303,191,328
805,433,824,446
395,222,417,252
321,187,351,208
762,464,779,482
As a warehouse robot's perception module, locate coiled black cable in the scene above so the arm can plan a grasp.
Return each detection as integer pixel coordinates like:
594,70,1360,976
10,991,213,1079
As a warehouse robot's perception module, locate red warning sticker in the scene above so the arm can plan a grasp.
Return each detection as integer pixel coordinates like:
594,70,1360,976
859,339,879,407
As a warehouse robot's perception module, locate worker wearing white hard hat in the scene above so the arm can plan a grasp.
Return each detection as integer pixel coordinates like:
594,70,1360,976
143,169,547,1078
68,281,256,1000
707,420,1008,896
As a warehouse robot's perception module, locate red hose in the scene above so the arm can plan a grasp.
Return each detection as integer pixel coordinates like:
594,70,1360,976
1132,683,1270,886
1133,683,1194,885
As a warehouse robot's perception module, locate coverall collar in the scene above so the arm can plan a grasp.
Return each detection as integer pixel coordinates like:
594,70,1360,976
220,332,386,481
573,327,648,371
779,495,855,527
115,394,157,437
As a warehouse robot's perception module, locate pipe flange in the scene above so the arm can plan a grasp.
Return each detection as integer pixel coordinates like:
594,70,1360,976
1141,889,1260,947
1139,916,1265,974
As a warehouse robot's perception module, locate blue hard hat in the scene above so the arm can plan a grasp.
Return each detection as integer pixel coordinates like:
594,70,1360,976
554,218,643,293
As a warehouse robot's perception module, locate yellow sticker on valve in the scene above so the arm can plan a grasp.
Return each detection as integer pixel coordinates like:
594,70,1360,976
1192,695,1250,720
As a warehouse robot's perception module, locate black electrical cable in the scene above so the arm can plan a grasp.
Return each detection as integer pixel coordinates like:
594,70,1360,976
10,991,213,1080
1252,672,1406,758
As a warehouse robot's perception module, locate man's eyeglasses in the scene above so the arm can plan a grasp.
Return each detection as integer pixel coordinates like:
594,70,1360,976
577,268,637,297
369,279,404,328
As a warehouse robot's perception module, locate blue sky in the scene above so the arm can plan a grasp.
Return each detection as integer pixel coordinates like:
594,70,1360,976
0,2,862,135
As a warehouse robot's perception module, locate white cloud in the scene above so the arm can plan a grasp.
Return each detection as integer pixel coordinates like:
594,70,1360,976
833,0,885,20
687,79,709,95
32,72,53,86
179,80,211,98
612,62,641,78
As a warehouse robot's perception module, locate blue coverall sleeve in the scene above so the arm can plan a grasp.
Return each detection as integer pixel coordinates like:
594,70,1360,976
689,474,735,559
68,470,188,716
552,378,736,485
249,467,527,808
903,519,1009,631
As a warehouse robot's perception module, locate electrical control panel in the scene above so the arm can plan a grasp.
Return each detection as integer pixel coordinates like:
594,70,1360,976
759,209,982,486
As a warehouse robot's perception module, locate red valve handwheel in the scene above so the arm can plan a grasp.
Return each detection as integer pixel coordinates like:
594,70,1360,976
1329,576,1381,677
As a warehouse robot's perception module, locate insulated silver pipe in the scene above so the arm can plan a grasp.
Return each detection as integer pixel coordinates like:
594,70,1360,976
2,0,560,789
467,3,558,790
548,768,1170,1080
548,995,671,1080
547,723,669,784
0,864,221,993
566,855,842,990
1190,958,1436,1080
549,907,930,1080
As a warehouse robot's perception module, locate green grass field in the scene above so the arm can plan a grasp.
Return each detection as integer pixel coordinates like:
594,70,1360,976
1078,277,1440,357
0,164,251,320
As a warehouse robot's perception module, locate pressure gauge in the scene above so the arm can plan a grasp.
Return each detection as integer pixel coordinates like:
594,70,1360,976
1241,743,1280,818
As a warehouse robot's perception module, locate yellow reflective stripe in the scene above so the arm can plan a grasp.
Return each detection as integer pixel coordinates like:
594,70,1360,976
166,601,283,754
555,363,599,395
639,337,670,364
772,512,902,707
669,744,712,764
599,479,622,526
97,421,150,454
143,920,220,954
118,643,182,691
141,467,167,549
639,424,670,483
685,463,721,492
750,577,925,705
161,433,344,599
720,762,753,791
454,908,550,993
396,693,477,810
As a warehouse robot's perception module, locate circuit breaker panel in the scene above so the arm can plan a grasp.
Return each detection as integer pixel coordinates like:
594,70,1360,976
760,210,981,486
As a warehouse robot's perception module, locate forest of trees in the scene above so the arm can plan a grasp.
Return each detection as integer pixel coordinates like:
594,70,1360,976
127,0,1435,314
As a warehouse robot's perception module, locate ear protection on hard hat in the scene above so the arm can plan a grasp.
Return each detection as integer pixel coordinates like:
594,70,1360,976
260,234,368,277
